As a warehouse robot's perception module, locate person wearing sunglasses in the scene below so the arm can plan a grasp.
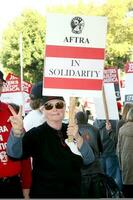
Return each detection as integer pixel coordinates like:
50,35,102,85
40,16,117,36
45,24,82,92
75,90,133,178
7,95,95,198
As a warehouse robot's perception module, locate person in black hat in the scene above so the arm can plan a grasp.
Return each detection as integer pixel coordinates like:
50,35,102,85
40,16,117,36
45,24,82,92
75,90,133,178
7,95,95,198
23,81,45,131
29,81,43,100
0,70,6,84
0,70,32,198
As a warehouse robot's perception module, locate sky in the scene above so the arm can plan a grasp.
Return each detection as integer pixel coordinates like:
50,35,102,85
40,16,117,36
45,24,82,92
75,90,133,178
0,0,106,34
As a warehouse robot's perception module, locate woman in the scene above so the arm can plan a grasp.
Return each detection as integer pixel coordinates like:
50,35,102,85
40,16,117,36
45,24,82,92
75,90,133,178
7,96,95,198
117,107,133,198
116,103,133,135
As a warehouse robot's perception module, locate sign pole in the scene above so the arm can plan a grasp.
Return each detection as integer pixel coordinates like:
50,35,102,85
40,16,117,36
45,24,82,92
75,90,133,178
67,97,76,142
19,33,25,116
102,84,109,123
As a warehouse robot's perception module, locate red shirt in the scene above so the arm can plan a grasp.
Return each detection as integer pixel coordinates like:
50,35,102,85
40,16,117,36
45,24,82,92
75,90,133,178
0,101,32,188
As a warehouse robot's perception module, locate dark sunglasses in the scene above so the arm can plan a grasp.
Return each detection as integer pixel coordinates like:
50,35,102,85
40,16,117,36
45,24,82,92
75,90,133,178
44,101,65,110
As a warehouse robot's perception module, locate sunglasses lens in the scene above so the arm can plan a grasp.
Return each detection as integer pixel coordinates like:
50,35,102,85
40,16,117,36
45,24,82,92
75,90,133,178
55,102,64,109
44,101,65,110
44,103,53,110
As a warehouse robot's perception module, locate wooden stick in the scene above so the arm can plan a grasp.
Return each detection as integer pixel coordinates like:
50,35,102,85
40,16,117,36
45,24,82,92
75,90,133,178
102,84,109,124
67,96,76,142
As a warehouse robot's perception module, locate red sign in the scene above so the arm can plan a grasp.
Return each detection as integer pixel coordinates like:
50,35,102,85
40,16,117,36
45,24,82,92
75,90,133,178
2,73,32,94
104,68,119,83
125,62,133,73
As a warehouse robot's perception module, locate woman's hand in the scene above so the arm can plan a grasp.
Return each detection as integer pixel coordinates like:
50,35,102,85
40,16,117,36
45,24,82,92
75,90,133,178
67,123,83,148
8,105,24,136
67,123,79,138
23,189,30,199
105,121,112,131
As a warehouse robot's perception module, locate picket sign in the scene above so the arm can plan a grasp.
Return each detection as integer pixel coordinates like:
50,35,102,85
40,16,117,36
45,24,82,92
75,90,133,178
124,62,133,103
104,67,121,101
43,14,107,97
43,14,107,150
1,73,32,114
94,83,119,120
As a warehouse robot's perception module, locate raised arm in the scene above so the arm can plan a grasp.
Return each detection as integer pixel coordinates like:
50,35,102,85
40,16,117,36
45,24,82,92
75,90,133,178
7,105,24,158
8,105,24,136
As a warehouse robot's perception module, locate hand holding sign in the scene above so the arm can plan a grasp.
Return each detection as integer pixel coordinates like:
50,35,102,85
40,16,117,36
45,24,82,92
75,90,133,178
66,123,82,156
8,105,24,136
67,123,78,140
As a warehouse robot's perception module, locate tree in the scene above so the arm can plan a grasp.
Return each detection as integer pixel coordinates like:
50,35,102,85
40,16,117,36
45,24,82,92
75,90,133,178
0,10,46,83
1,0,133,80
47,0,133,69
101,0,133,69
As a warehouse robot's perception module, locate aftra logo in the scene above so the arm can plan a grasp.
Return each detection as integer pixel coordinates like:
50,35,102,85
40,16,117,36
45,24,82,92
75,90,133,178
71,16,85,34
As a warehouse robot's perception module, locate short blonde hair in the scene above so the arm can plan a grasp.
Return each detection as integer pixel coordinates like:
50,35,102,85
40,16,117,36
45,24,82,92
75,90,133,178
126,107,133,122
30,99,42,110
122,103,133,120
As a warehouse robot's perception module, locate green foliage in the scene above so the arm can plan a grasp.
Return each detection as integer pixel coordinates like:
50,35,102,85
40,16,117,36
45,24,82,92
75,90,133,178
102,0,133,69
47,0,133,69
1,0,133,82
1,10,46,83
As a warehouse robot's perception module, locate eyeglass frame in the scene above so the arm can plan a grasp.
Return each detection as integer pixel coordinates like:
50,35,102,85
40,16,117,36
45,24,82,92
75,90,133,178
43,101,65,110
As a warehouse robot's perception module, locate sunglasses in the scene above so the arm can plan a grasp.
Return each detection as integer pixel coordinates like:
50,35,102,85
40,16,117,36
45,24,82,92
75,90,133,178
44,101,65,110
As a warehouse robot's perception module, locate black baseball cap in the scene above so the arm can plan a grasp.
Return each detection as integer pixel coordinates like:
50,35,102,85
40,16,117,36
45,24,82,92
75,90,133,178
30,81,43,100
42,96,65,104
0,71,6,82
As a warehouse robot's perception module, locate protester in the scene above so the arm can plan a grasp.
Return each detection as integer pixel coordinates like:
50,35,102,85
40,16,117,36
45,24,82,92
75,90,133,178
7,96,95,198
76,111,104,198
0,70,32,198
93,118,122,190
116,102,133,135
24,81,45,131
76,111,122,198
117,107,133,197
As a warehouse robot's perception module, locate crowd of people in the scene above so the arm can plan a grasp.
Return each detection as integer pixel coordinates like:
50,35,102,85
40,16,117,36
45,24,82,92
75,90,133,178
0,69,133,198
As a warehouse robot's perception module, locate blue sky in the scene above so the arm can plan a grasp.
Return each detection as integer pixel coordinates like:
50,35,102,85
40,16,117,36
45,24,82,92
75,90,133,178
0,0,106,31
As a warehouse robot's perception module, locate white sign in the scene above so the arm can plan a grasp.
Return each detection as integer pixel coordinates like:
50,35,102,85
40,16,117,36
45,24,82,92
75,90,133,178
94,83,119,120
43,14,107,97
1,73,32,113
124,62,133,103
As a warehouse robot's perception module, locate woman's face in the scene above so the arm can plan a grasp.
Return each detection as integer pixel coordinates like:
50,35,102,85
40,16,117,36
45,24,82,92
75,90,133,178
43,99,66,123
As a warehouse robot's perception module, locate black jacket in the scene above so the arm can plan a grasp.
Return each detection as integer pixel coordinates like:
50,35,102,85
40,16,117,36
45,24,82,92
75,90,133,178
78,123,104,175
21,122,82,198
93,119,118,156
